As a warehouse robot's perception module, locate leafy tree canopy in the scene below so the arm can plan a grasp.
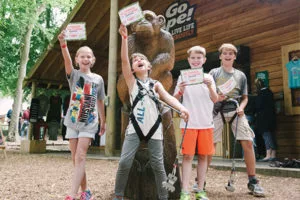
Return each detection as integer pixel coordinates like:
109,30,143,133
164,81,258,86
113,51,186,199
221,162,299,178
0,0,77,96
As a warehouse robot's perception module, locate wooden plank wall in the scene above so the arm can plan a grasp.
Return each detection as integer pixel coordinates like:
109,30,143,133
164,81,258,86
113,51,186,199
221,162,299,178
173,0,300,159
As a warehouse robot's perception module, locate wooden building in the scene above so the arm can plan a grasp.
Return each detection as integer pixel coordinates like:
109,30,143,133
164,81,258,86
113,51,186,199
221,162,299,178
26,0,300,158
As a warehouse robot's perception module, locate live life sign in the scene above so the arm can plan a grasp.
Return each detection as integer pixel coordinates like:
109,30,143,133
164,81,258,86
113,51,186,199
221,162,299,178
164,0,197,42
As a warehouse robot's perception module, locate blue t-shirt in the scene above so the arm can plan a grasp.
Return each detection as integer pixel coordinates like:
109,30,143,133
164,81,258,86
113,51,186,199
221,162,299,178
286,60,300,88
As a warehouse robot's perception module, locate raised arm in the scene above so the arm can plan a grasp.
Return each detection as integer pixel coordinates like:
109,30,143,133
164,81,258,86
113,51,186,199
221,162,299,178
58,30,73,75
119,24,135,91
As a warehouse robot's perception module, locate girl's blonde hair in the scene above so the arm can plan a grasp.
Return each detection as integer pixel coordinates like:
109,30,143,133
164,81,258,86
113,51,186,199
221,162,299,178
76,46,95,57
75,46,96,67
218,43,238,55
255,78,265,91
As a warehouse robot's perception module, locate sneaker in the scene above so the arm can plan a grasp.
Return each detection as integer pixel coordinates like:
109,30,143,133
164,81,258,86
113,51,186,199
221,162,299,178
248,180,265,197
180,192,190,200
192,182,198,193
193,181,206,193
64,196,75,200
80,190,93,200
195,190,209,200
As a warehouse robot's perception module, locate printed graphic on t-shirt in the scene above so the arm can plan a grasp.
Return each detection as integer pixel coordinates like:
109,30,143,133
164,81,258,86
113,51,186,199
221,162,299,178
69,76,97,124
286,60,300,88
136,98,145,124
217,76,237,95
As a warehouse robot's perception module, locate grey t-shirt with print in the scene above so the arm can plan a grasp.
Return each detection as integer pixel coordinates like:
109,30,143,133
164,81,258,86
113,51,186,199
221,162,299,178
64,69,105,133
209,66,247,112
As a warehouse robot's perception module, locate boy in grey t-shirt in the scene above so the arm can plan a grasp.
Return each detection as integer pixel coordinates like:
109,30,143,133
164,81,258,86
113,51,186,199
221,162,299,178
209,43,265,197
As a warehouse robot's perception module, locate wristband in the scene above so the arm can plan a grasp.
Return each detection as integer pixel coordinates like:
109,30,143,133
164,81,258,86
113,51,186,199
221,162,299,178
61,44,67,48
123,35,127,40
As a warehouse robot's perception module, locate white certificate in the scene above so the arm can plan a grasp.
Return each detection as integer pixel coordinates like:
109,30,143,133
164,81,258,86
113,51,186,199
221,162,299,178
118,2,144,26
180,68,204,85
65,22,86,41
217,76,237,94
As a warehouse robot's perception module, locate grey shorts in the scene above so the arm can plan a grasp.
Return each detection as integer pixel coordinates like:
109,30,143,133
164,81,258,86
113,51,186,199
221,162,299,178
213,111,254,143
66,127,95,139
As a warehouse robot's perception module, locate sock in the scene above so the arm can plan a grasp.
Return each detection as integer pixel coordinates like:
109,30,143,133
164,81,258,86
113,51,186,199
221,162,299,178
248,175,257,183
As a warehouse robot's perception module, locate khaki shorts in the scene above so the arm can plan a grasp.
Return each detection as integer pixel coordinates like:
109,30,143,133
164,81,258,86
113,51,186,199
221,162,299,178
213,111,254,143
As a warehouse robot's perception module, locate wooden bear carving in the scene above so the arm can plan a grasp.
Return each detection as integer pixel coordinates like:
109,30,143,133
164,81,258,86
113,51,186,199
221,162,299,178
117,10,180,199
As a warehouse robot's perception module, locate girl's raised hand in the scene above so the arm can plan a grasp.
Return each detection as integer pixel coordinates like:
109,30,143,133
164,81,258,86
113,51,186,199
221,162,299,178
119,24,128,38
58,30,66,43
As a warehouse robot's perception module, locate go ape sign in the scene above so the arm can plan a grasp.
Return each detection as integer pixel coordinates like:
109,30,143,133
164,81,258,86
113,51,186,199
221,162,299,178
164,0,197,42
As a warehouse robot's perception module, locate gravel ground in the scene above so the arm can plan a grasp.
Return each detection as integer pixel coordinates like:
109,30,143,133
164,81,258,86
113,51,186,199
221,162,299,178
0,152,300,200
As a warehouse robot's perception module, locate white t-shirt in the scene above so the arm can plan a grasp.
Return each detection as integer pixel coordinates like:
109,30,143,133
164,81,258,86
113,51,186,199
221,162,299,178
126,79,163,140
174,73,216,129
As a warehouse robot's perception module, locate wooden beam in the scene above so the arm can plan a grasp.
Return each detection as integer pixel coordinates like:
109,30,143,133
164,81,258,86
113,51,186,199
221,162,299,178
26,78,68,86
105,0,118,156
53,57,65,78
39,51,61,78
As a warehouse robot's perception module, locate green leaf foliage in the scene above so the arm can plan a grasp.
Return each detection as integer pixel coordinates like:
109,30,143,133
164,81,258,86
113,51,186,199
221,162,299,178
0,0,77,95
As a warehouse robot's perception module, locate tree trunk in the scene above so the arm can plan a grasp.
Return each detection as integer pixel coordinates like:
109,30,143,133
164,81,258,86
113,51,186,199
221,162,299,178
7,2,45,141
8,23,34,141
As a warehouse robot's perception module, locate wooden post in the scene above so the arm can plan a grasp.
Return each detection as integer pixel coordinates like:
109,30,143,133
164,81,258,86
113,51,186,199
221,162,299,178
28,81,36,140
105,0,118,156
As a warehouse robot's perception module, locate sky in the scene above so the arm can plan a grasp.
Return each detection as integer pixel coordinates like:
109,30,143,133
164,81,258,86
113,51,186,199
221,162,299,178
0,96,30,116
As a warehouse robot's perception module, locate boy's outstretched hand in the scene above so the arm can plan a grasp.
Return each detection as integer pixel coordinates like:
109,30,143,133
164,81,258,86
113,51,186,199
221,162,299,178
119,24,128,38
180,107,189,122
203,77,212,88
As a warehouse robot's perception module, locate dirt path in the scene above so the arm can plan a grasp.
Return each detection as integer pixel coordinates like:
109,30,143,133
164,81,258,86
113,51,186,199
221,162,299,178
0,152,299,200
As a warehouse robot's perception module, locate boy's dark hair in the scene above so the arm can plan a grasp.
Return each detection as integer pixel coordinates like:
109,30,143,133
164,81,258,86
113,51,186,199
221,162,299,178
130,53,152,75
